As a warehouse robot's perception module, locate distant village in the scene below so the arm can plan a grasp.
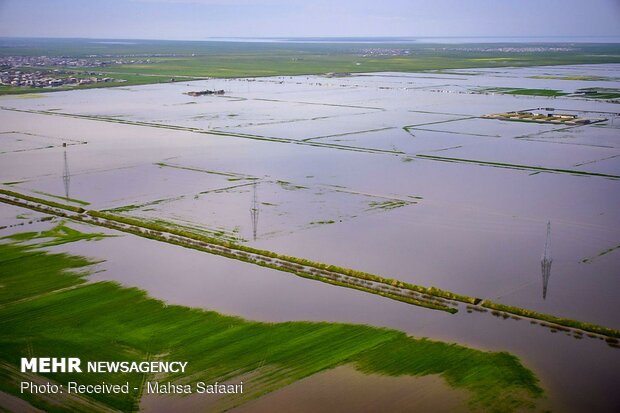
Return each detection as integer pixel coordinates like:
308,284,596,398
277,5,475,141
0,55,152,89
354,46,577,57
0,69,120,88
0,55,153,69
356,48,412,57
434,46,577,53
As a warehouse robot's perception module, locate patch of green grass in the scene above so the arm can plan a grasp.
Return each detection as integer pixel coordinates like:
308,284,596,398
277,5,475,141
573,87,620,100
478,86,620,100
31,190,91,206
355,336,543,413
104,201,244,243
2,222,110,248
104,196,180,214
104,203,140,213
0,229,543,412
367,199,412,211
0,189,85,213
581,244,620,264
276,180,308,191
0,237,94,306
479,87,568,97
530,75,613,81
481,301,620,339
506,88,568,97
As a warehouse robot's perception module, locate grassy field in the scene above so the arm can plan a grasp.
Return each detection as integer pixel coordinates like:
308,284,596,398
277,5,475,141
530,75,617,81
1,39,619,94
0,189,86,213
574,87,620,99
478,87,569,97
0,223,543,412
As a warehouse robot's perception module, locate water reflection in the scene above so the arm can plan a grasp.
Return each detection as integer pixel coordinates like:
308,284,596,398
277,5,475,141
542,221,552,300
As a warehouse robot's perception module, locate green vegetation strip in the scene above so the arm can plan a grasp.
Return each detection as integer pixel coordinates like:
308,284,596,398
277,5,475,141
530,75,613,81
3,223,108,251
573,87,620,100
416,154,620,179
482,87,569,97
0,190,460,313
86,210,456,314
581,244,620,264
31,189,91,206
0,189,86,213
0,228,543,413
1,190,619,340
481,301,620,339
86,210,477,306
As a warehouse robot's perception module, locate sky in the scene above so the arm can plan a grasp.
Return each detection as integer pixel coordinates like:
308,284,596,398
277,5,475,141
0,0,619,40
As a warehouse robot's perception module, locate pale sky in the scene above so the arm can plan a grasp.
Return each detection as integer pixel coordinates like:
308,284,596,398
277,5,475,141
0,0,619,40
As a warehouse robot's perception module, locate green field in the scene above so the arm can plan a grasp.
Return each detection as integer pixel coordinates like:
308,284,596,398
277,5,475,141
1,39,620,95
0,223,543,412
574,87,620,99
478,87,569,97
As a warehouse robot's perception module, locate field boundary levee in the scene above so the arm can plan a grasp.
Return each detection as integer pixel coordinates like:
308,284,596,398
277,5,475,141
0,189,457,314
1,188,619,343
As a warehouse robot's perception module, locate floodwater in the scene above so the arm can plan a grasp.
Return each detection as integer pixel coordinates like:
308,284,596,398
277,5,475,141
140,365,468,413
232,365,469,413
1,64,619,412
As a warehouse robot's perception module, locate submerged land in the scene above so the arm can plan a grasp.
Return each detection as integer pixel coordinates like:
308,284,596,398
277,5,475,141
1,38,619,412
0,225,542,412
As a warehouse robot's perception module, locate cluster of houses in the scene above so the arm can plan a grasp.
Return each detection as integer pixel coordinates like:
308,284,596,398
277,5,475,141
483,110,599,125
357,48,412,57
0,54,153,89
0,55,152,69
0,70,116,88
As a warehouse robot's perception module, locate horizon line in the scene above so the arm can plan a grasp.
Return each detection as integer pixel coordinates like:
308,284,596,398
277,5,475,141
2,35,620,44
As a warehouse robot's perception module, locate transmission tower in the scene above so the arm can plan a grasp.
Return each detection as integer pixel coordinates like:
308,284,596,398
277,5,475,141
63,148,71,199
541,221,552,300
250,182,259,241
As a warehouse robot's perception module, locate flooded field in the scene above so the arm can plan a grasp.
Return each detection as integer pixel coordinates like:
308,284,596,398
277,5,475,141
1,64,619,412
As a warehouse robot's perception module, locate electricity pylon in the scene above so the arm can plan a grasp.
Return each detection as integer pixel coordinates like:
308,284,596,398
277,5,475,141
63,149,70,199
250,182,259,241
541,221,552,300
